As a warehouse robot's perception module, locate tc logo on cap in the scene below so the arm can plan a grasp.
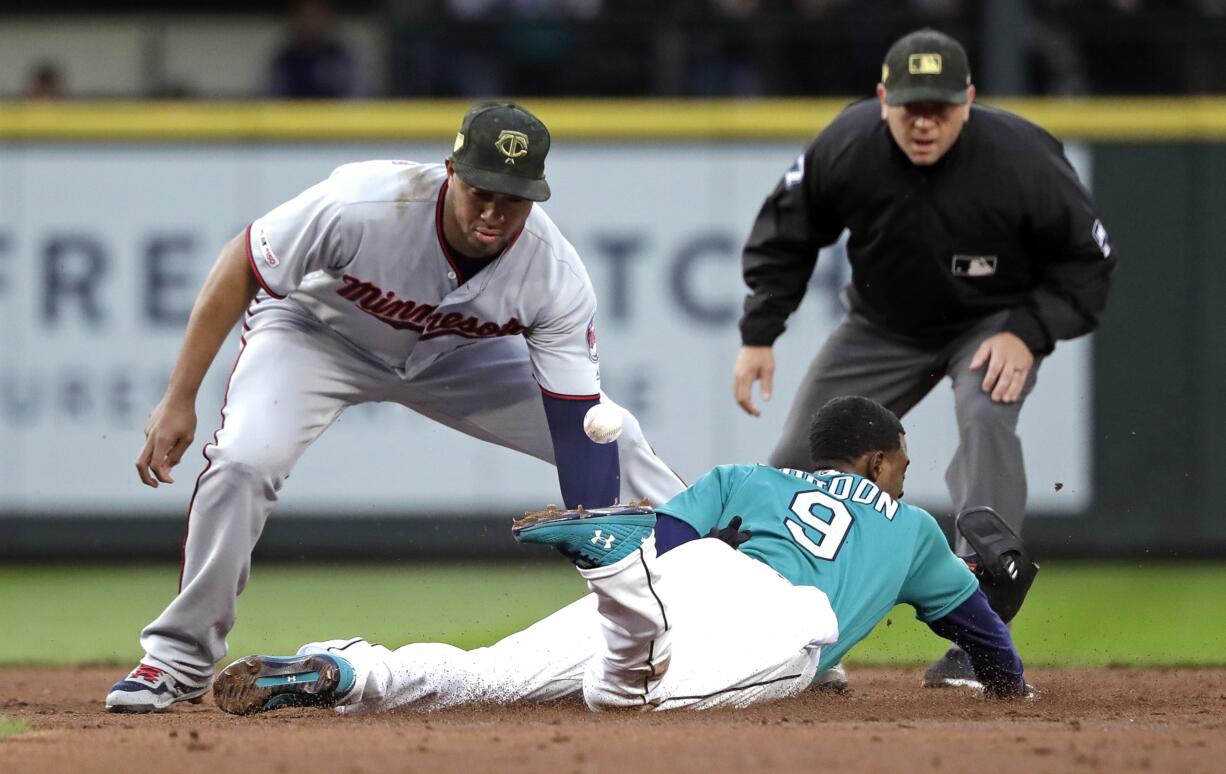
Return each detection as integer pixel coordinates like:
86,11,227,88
495,130,529,165
908,53,943,75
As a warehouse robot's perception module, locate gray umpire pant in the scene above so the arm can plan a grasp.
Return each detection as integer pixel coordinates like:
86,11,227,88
768,310,1041,555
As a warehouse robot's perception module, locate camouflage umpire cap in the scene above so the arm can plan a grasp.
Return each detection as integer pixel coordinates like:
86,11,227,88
450,103,551,202
880,29,972,106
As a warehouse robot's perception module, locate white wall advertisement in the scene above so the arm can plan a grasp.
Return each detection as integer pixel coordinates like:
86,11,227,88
0,141,1093,516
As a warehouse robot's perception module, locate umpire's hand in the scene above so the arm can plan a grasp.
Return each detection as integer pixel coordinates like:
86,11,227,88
733,345,775,417
971,332,1035,404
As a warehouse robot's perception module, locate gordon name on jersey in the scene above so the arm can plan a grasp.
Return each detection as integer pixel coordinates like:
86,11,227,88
245,160,600,396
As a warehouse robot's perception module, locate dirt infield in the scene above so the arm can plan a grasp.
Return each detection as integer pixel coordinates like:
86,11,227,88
1,667,1223,773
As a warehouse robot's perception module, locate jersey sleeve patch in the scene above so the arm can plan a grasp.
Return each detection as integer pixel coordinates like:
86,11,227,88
1092,218,1112,258
245,224,286,300
783,152,805,189
524,296,601,397
586,315,599,363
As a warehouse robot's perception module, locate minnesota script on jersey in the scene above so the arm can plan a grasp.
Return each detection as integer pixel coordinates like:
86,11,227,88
656,465,979,670
245,160,602,397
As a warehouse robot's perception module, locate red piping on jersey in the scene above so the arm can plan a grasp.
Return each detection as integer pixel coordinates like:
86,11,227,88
540,387,600,402
244,224,286,300
177,301,258,591
434,178,526,285
434,181,466,282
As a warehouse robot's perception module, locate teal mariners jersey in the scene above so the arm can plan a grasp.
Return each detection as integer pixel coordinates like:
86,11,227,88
655,464,979,671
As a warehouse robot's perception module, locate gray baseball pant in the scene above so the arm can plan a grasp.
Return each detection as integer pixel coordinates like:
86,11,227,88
768,311,1040,555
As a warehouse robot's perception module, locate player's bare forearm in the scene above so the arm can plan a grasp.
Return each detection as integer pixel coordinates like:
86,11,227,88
163,232,262,402
136,233,260,487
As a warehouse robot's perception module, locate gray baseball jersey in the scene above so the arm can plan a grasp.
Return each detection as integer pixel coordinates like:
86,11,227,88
247,160,602,397
133,160,686,687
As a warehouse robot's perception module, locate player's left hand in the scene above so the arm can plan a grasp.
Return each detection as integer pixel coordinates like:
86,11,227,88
706,515,752,550
969,332,1034,404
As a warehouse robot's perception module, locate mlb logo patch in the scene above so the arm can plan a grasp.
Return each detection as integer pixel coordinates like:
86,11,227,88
909,53,943,75
258,229,279,268
952,254,998,277
784,153,805,190
1092,219,1112,258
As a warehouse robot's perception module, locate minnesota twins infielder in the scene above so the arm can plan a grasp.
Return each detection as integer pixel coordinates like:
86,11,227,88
105,103,686,713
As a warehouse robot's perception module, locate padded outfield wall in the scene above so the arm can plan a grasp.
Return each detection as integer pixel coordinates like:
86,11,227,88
0,99,1218,557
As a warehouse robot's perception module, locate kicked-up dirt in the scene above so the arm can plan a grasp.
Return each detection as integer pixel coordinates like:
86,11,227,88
1,666,1223,773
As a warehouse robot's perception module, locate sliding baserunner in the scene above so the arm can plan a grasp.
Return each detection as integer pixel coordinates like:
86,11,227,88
214,397,1034,714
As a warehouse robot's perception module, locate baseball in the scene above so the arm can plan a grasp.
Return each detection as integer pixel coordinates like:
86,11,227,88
583,403,624,444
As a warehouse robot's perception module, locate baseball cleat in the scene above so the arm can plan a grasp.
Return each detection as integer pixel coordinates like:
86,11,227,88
921,645,982,690
105,663,209,713
213,653,356,716
513,504,657,569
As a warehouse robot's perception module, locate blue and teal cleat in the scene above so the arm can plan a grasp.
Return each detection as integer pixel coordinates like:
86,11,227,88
512,504,657,569
213,653,356,715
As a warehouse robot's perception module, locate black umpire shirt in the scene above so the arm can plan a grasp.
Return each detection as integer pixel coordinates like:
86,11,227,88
739,99,1116,354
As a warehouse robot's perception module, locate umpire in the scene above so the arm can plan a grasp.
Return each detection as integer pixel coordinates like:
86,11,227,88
731,29,1115,687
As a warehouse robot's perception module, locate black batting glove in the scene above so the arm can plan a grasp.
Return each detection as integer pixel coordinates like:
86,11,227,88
707,515,752,550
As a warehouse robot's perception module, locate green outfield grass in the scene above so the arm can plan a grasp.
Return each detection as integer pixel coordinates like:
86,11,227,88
0,715,30,739
1,562,1223,668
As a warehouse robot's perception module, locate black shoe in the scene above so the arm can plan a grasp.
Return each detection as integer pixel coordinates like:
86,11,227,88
921,646,981,690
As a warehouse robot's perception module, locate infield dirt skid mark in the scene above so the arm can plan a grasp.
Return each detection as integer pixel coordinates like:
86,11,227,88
0,667,1223,773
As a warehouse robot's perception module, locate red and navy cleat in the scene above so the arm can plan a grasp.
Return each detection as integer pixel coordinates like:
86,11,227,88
105,662,209,713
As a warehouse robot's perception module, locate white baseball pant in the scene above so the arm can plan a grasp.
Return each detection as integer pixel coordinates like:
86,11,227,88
301,537,840,712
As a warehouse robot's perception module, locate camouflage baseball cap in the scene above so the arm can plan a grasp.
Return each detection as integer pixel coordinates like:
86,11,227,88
450,102,551,202
880,29,972,106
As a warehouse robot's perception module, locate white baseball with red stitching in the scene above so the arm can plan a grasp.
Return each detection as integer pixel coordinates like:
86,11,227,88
583,403,624,444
